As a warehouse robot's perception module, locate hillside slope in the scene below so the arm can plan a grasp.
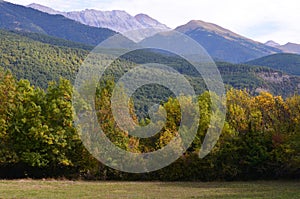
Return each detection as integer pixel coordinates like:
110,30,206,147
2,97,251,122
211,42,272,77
246,53,300,76
0,29,298,98
0,29,88,88
175,20,281,63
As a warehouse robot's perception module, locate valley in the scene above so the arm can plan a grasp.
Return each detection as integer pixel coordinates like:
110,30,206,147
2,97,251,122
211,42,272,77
0,0,299,189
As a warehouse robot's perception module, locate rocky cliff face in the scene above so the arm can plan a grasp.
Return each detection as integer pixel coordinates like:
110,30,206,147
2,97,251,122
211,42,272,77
134,13,168,29
28,3,170,41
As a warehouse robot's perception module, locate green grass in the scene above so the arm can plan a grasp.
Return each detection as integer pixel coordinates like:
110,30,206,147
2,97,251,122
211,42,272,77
0,180,299,198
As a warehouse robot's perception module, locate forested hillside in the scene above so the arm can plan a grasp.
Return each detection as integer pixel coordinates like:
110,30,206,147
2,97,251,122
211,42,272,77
1,29,299,98
246,53,300,76
0,30,88,88
12,30,94,51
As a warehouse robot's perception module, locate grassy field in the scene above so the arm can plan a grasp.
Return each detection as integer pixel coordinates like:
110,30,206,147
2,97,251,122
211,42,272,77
0,180,299,198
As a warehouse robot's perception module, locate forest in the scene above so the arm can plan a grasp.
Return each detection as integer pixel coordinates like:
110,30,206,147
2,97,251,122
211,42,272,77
1,29,299,98
0,69,299,180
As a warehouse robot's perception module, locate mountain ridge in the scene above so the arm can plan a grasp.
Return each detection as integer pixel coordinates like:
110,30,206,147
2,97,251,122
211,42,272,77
175,20,282,63
176,20,243,40
265,40,300,54
4,1,300,65
27,3,170,36
265,40,281,48
280,42,300,54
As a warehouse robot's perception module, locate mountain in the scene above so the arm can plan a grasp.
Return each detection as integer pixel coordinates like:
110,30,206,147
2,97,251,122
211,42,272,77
279,43,300,54
175,20,282,63
26,2,59,15
265,40,280,48
265,41,300,54
245,53,300,76
134,14,168,29
0,1,116,46
27,3,169,41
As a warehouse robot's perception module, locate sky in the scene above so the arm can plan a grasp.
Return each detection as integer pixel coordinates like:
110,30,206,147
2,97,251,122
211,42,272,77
5,0,300,44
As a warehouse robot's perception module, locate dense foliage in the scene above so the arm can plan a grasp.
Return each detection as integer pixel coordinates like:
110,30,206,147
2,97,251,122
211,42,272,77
1,29,299,97
0,70,90,177
12,30,94,51
0,70,299,180
0,30,87,88
217,62,300,97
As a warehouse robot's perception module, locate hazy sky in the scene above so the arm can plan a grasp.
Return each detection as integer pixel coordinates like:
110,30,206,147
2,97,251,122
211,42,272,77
5,0,300,44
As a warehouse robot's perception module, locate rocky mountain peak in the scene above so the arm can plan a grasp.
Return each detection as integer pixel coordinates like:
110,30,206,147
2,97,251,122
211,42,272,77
265,40,281,47
27,3,169,39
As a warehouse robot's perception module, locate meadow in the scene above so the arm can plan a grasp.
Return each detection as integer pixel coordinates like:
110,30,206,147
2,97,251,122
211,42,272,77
0,180,299,198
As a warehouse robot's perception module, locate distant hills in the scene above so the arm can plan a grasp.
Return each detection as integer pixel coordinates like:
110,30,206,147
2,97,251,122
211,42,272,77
27,3,290,62
0,1,116,45
246,53,300,76
265,41,300,54
0,29,299,97
175,20,282,63
281,43,300,54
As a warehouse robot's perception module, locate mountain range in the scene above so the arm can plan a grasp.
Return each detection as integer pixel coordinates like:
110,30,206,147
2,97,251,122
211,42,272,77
27,3,170,41
26,3,295,63
0,1,299,69
265,40,300,54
